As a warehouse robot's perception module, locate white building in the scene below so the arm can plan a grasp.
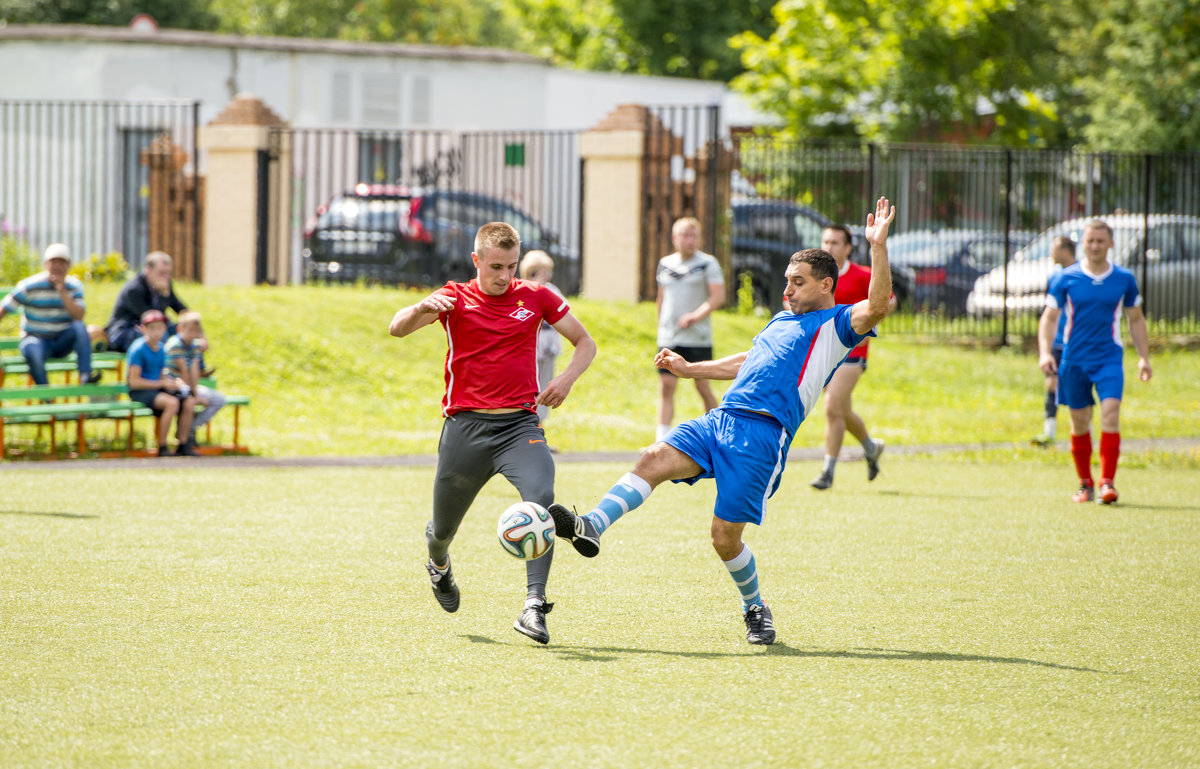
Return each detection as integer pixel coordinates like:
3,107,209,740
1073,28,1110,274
0,23,769,130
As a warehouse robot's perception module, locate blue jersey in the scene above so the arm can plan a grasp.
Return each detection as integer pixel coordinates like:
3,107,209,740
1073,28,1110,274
1047,262,1140,367
719,305,872,437
126,337,166,385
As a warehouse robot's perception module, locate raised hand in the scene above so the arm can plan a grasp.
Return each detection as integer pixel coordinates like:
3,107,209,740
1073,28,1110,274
864,196,896,247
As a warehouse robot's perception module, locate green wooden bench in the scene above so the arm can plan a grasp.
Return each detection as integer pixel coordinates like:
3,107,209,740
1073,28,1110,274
0,381,250,458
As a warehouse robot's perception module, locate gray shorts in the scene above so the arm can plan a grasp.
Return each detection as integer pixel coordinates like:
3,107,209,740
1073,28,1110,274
429,410,556,550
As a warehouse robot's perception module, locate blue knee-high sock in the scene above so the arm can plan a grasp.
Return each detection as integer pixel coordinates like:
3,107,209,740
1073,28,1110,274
583,472,651,536
724,544,763,610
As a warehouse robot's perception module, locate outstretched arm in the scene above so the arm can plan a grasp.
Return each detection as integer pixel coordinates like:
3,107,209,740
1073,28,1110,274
655,348,747,380
849,197,895,336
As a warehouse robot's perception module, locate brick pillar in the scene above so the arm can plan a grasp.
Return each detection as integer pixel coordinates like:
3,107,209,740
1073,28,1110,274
579,105,646,303
197,94,286,286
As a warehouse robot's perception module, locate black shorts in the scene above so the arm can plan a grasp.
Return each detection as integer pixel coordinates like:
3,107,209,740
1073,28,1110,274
657,345,714,376
129,387,184,416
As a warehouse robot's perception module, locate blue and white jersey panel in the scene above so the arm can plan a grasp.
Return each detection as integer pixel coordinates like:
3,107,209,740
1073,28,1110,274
719,305,871,436
1046,262,1140,367
1,272,85,337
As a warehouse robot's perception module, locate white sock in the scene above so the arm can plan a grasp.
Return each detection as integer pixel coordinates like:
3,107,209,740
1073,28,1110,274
656,424,672,442
822,455,837,474
1044,417,1056,438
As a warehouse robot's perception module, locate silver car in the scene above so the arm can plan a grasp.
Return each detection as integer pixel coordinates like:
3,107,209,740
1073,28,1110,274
966,214,1200,320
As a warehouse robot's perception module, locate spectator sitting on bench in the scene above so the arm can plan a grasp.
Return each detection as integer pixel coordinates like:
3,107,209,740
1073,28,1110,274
103,251,195,354
127,309,198,457
0,243,101,385
165,310,225,454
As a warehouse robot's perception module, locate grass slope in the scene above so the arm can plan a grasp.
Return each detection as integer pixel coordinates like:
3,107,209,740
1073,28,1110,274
13,282,1192,458
2,459,1197,768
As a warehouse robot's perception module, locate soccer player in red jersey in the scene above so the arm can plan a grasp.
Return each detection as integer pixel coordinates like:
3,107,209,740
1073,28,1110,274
388,222,596,644
809,225,894,490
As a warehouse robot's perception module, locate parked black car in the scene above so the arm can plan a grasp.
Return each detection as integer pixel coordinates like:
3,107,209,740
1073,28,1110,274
303,185,579,293
731,201,913,309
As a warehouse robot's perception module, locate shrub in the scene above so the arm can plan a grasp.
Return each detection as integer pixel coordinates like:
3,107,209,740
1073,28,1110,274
68,252,131,283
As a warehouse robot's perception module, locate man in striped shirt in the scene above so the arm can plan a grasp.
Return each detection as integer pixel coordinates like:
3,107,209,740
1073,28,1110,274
0,243,99,385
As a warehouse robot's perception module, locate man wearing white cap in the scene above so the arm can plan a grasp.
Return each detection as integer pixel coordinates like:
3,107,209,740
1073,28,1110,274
0,243,100,385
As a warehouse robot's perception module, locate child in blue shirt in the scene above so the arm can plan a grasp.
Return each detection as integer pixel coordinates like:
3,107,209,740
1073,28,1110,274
126,309,198,457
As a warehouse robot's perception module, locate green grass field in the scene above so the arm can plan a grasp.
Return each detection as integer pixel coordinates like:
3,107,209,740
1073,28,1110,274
2,282,1196,457
2,282,1197,766
3,459,1198,768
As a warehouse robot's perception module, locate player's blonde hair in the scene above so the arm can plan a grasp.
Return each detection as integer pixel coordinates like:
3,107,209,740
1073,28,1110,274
672,216,701,238
474,222,521,254
177,310,202,329
519,250,554,279
1083,219,1113,238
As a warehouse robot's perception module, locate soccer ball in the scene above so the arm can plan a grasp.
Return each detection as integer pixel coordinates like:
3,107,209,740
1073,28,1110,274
497,501,556,560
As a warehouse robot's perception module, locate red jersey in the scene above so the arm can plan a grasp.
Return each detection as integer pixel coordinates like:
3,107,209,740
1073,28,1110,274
435,278,569,416
835,261,873,358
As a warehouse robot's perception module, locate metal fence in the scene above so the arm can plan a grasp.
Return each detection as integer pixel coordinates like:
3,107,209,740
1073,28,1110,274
0,100,201,277
734,137,1200,339
267,127,581,293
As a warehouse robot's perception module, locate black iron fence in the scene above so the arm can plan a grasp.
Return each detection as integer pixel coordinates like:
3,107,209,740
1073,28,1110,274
267,127,581,293
0,100,201,278
734,137,1200,340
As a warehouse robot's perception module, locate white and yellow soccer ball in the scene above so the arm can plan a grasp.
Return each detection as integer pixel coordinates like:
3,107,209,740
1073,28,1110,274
497,501,556,560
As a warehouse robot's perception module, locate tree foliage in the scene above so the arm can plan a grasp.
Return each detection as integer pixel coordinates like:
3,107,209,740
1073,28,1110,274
731,0,1064,145
0,0,219,29
1051,0,1200,151
207,0,518,47
502,0,775,80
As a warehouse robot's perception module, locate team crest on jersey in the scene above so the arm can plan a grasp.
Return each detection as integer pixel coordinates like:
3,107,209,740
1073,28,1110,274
510,307,535,321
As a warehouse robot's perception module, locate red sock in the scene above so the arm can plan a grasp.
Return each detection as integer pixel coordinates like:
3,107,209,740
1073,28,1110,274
1071,432,1093,485
1100,431,1120,483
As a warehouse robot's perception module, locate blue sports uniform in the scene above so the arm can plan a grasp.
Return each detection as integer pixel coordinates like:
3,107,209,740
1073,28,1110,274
1046,262,1141,409
667,305,872,524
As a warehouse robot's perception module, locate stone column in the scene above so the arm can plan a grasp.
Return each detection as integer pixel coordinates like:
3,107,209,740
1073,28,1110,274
579,105,646,302
197,94,286,286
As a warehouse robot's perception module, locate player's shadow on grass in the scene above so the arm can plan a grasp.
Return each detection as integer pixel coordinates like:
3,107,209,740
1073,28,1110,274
0,509,98,519
464,635,1104,672
763,643,1106,672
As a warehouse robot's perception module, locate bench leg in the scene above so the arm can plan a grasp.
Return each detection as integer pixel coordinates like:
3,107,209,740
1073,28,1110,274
233,405,241,449
77,417,86,455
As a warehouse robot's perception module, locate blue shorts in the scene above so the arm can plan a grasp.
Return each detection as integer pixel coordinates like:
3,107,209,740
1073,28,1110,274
1057,359,1124,409
664,408,791,525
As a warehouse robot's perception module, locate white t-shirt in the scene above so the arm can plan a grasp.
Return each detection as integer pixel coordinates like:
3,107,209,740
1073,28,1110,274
656,250,724,347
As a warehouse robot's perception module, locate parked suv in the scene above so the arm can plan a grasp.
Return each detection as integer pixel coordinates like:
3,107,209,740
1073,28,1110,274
303,185,579,293
731,200,913,309
966,214,1200,320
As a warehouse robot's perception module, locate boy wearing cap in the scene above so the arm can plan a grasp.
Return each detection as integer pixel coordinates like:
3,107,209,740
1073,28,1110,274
0,243,100,386
126,309,198,457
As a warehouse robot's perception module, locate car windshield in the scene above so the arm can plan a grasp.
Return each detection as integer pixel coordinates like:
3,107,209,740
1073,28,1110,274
320,197,408,230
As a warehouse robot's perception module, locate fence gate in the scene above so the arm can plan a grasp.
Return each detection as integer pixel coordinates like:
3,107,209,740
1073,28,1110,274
0,100,201,278
638,105,733,302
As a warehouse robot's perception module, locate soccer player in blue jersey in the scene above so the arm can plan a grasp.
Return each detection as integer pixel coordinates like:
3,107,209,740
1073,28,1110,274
1037,219,1152,505
550,197,896,645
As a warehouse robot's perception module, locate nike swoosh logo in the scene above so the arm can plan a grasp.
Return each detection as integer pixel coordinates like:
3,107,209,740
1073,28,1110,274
529,439,545,444
464,303,478,309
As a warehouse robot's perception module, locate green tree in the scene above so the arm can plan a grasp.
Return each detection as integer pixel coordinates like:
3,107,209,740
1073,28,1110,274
503,0,775,80
207,0,518,46
1052,0,1200,151
731,0,1064,145
0,0,219,29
